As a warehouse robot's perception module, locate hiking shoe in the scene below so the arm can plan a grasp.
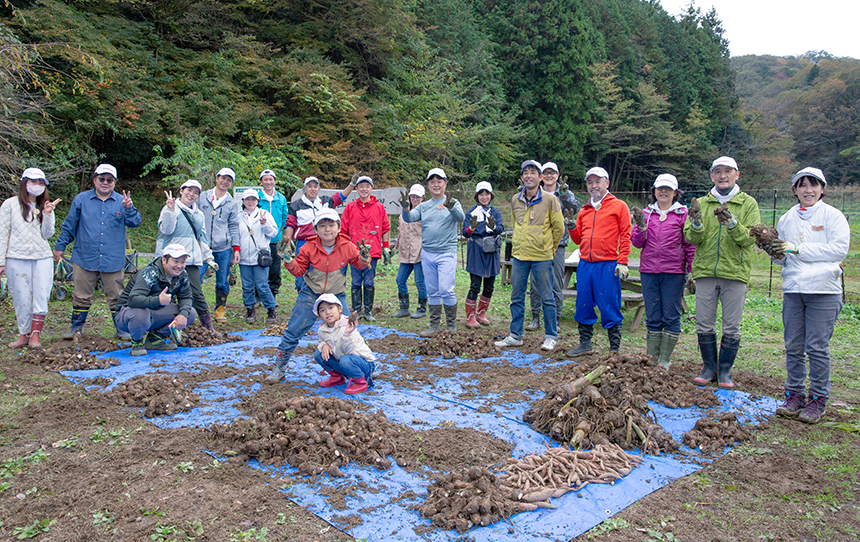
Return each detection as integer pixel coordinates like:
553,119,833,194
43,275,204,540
144,333,177,351
540,337,557,351
775,390,806,419
130,341,147,356
494,335,523,347
264,366,285,384
798,395,826,424
525,316,540,331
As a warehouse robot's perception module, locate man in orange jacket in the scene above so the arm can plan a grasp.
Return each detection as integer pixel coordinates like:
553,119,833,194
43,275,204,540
567,167,631,356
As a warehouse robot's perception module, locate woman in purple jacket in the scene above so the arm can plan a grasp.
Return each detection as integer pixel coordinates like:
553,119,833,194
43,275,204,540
631,174,696,369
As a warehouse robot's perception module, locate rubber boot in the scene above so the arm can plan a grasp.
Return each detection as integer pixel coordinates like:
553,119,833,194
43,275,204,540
608,325,622,352
245,307,257,323
693,333,718,384
392,293,411,318
198,310,215,331
63,307,88,339
464,298,479,328
351,287,363,319
566,323,594,357
476,296,491,326
717,336,740,388
320,371,345,387
344,377,368,395
444,303,457,331
411,298,427,319
658,331,680,370
266,308,277,324
646,330,663,362
363,286,376,322
419,305,442,337
9,332,30,348
214,290,228,322
265,350,289,384
525,314,541,331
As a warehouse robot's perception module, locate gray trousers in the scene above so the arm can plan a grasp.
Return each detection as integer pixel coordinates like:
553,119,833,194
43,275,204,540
783,293,842,400
530,246,566,319
113,304,197,342
694,277,746,339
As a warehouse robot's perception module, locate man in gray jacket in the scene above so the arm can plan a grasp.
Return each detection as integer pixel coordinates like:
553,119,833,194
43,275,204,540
526,162,582,330
198,168,241,323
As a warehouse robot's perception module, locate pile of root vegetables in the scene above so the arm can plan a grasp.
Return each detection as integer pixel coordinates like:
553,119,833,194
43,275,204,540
22,348,120,372
208,396,405,475
105,375,200,417
417,329,497,360
261,323,289,336
180,325,244,347
682,412,751,453
524,363,680,454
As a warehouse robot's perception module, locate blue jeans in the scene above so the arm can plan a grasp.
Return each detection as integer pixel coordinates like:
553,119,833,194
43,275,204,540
641,272,685,333
239,265,276,309
313,350,375,386
201,249,233,294
294,239,307,292
574,259,623,329
783,293,842,400
351,258,378,288
395,262,427,298
510,258,556,339
276,288,350,369
421,251,457,305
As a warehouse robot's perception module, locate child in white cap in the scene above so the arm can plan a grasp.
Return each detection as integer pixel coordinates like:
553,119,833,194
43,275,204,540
312,293,376,394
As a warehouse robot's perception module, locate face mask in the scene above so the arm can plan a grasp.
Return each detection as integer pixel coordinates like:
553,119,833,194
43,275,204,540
27,184,46,197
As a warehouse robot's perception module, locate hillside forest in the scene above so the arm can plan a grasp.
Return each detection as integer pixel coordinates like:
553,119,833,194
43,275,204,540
1,0,858,199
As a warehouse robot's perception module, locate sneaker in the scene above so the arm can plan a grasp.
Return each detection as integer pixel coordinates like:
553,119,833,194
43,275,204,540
494,335,523,347
144,333,177,351
775,390,806,419
540,337,557,351
130,341,147,356
264,366,285,384
798,395,826,424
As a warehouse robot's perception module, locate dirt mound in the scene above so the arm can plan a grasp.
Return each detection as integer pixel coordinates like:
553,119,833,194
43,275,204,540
261,322,289,336
180,325,245,347
104,375,200,417
417,329,499,359
682,411,752,453
395,426,513,473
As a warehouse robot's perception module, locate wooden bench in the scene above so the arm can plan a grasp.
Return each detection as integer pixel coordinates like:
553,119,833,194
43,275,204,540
562,289,646,332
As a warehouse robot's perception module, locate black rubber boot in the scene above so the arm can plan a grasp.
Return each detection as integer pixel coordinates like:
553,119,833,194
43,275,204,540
363,286,376,321
393,293,410,318
198,310,215,331
693,333,718,384
718,336,740,388
443,303,457,331
419,305,442,337
566,323,594,357
351,287,363,318
63,307,88,339
608,325,622,352
411,298,427,319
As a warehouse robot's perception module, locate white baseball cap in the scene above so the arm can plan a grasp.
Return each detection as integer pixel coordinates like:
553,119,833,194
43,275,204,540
240,189,259,200
355,175,373,186
217,167,236,179
313,208,340,226
162,243,191,259
791,167,826,187
426,168,447,181
475,181,493,193
21,167,48,185
541,162,559,173
710,156,738,172
313,293,343,316
180,179,203,192
259,169,277,179
303,176,320,186
408,184,425,197
94,164,117,178
584,167,609,181
653,174,678,191
521,160,541,172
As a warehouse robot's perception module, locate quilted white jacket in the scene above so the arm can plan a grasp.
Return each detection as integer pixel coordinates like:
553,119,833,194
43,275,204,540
0,196,55,266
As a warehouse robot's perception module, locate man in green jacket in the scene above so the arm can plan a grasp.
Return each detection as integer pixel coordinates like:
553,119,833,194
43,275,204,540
684,156,761,389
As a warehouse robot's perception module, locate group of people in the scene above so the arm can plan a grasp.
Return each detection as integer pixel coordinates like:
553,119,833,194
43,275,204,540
0,156,848,418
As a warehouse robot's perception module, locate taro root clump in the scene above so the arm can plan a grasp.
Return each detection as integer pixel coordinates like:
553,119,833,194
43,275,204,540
417,329,497,359
682,411,751,454
105,375,200,417
749,224,784,259
22,349,120,372
181,325,244,347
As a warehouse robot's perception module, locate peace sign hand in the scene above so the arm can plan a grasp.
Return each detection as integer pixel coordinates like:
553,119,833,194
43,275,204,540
122,190,134,209
43,199,62,214
164,190,175,210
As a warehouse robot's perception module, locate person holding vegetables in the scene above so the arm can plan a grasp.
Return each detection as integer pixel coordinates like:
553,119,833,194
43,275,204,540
462,181,505,327
236,189,278,324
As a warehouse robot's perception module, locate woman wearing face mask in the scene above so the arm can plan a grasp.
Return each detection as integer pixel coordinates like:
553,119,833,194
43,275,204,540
237,189,278,324
156,180,218,331
0,168,62,348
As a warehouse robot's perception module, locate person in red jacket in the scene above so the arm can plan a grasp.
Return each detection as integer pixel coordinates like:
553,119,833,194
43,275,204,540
567,167,631,357
339,176,390,321
265,208,371,384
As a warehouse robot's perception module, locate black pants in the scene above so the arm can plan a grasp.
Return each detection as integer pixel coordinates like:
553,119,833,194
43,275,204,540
267,242,282,295
187,265,209,314
467,273,495,300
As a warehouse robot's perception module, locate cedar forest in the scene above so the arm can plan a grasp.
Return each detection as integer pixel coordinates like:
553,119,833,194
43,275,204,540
1,0,859,198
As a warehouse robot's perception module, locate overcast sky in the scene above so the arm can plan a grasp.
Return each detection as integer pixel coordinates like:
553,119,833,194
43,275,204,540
658,0,860,59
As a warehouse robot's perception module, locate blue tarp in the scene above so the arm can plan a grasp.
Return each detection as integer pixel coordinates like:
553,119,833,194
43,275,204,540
61,325,778,541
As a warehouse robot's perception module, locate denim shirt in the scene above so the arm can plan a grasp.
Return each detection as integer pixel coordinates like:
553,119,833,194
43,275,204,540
54,189,142,273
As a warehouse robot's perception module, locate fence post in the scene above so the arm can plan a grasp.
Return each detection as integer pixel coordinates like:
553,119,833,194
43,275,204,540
768,188,777,298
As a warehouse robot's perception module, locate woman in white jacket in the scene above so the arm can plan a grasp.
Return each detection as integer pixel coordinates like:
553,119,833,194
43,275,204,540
0,168,61,348
767,167,849,424
237,189,278,324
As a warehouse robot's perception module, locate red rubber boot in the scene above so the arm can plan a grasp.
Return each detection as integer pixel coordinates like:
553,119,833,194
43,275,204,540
344,377,368,395
465,299,479,328
319,371,345,387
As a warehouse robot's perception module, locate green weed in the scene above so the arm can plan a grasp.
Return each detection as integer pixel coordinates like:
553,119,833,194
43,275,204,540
93,510,114,528
174,461,194,473
229,526,269,540
13,519,52,539
586,517,632,538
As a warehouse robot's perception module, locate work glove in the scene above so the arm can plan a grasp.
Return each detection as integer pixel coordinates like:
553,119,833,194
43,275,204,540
282,241,295,265
632,206,646,230
382,248,391,266
688,198,703,230
399,189,410,210
685,273,696,295
781,241,799,255
615,264,629,280
714,204,738,229
169,325,184,346
486,215,496,231
558,176,570,195
444,195,458,210
564,208,577,230
204,259,219,272
469,215,478,231
350,171,362,187
358,240,371,261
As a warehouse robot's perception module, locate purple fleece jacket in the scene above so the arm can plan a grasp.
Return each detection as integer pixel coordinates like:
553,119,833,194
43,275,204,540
631,206,695,274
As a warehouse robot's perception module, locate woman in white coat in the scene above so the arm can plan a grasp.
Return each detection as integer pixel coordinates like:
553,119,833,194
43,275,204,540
766,167,849,424
237,189,278,324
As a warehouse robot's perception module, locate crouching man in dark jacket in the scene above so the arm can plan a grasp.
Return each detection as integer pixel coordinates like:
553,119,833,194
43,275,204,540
113,243,196,356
